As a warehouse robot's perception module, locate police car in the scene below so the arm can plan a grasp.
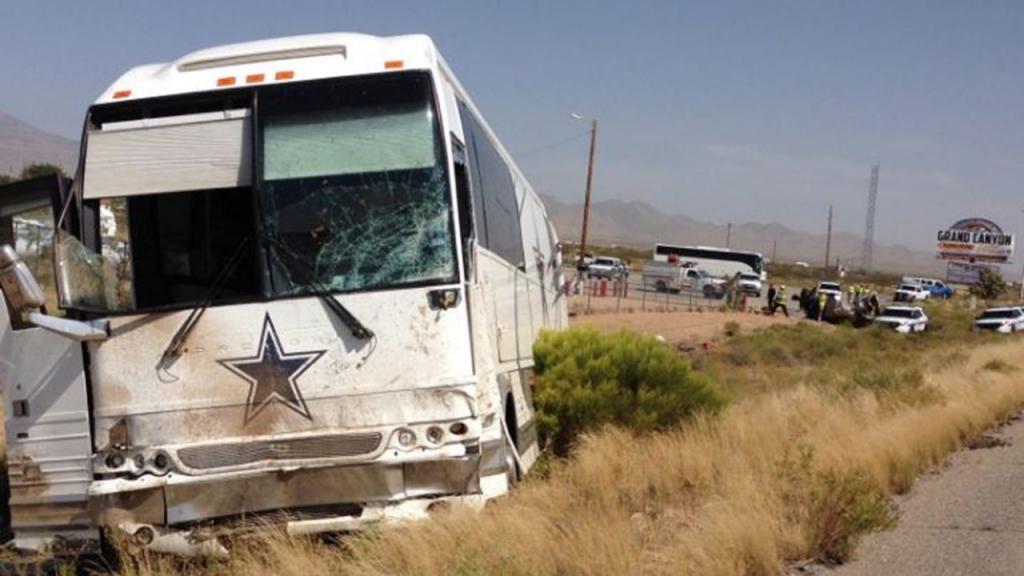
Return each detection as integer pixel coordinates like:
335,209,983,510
974,307,1024,333
874,306,929,333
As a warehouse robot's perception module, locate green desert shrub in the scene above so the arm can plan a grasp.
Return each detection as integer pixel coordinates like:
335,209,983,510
969,268,1007,301
532,328,727,457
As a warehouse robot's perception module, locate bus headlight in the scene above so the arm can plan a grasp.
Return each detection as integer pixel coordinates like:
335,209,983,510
397,429,416,448
425,426,444,445
152,452,171,474
105,452,126,469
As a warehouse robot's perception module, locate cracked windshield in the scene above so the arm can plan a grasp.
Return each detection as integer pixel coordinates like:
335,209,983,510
58,73,456,313
260,73,456,295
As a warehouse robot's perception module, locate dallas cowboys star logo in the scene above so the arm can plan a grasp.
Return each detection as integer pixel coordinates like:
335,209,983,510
218,314,326,425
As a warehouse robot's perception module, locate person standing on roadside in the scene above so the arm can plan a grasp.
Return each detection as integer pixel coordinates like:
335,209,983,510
868,290,881,316
817,290,828,321
767,283,777,312
727,272,742,310
774,284,789,317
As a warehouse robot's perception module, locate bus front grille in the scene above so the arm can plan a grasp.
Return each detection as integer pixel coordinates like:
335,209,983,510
177,432,384,470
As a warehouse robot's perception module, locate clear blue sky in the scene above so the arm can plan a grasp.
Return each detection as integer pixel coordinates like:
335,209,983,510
3,0,1023,252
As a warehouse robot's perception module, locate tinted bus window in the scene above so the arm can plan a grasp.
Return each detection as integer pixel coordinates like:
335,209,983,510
458,101,524,266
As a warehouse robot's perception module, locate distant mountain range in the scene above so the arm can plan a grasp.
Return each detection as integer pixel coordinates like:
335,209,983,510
0,109,941,275
541,195,945,276
0,111,78,176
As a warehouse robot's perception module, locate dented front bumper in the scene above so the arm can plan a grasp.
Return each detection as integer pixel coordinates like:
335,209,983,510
90,453,481,529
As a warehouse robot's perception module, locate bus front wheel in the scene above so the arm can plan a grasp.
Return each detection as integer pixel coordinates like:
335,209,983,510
504,396,521,487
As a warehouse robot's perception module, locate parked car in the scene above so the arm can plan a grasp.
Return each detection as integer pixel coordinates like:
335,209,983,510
974,307,1024,333
587,256,627,279
738,272,763,297
816,281,843,299
575,252,595,271
874,306,929,333
893,282,929,302
902,276,954,299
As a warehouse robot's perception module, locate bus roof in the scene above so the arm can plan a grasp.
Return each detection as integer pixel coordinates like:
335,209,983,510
95,33,439,105
88,32,554,243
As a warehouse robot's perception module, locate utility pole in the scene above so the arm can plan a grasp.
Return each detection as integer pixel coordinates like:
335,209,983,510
726,223,732,248
861,164,880,271
824,204,833,277
772,238,777,261
576,119,597,266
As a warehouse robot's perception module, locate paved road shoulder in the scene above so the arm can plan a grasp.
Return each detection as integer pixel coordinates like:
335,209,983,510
830,410,1024,576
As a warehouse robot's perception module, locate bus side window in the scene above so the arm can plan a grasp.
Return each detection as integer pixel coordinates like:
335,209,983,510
451,136,476,280
457,99,524,268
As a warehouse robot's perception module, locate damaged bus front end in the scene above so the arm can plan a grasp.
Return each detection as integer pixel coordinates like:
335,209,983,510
1,33,565,556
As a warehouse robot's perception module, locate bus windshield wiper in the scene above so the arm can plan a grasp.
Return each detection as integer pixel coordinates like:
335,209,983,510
157,236,254,371
261,234,375,341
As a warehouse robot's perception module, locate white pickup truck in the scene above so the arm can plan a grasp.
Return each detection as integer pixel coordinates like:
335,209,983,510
642,261,725,298
893,282,929,302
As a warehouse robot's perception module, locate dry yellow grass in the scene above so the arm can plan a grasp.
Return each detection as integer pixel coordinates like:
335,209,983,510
104,338,1024,576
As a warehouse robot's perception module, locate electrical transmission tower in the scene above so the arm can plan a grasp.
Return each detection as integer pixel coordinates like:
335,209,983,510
861,164,879,271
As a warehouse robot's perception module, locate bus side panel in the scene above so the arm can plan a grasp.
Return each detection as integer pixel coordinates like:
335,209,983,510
510,194,554,467
0,294,97,549
464,280,512,494
512,184,537,360
518,193,560,331
477,250,520,365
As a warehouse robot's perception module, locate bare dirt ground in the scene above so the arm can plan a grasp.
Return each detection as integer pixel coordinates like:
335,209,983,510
568,296,801,345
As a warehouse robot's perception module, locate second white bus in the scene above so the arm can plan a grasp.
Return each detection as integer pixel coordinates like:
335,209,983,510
652,243,767,280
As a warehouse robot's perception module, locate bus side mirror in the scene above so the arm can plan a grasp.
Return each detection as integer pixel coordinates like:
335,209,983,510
0,244,46,312
0,244,108,342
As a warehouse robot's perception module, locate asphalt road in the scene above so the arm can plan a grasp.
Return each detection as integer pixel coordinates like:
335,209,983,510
830,410,1024,576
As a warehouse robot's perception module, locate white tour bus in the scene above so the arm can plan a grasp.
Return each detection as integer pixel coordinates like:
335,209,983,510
0,33,567,556
652,243,767,281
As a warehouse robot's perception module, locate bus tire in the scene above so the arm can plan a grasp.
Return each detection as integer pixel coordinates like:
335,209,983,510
655,280,667,293
504,396,521,487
